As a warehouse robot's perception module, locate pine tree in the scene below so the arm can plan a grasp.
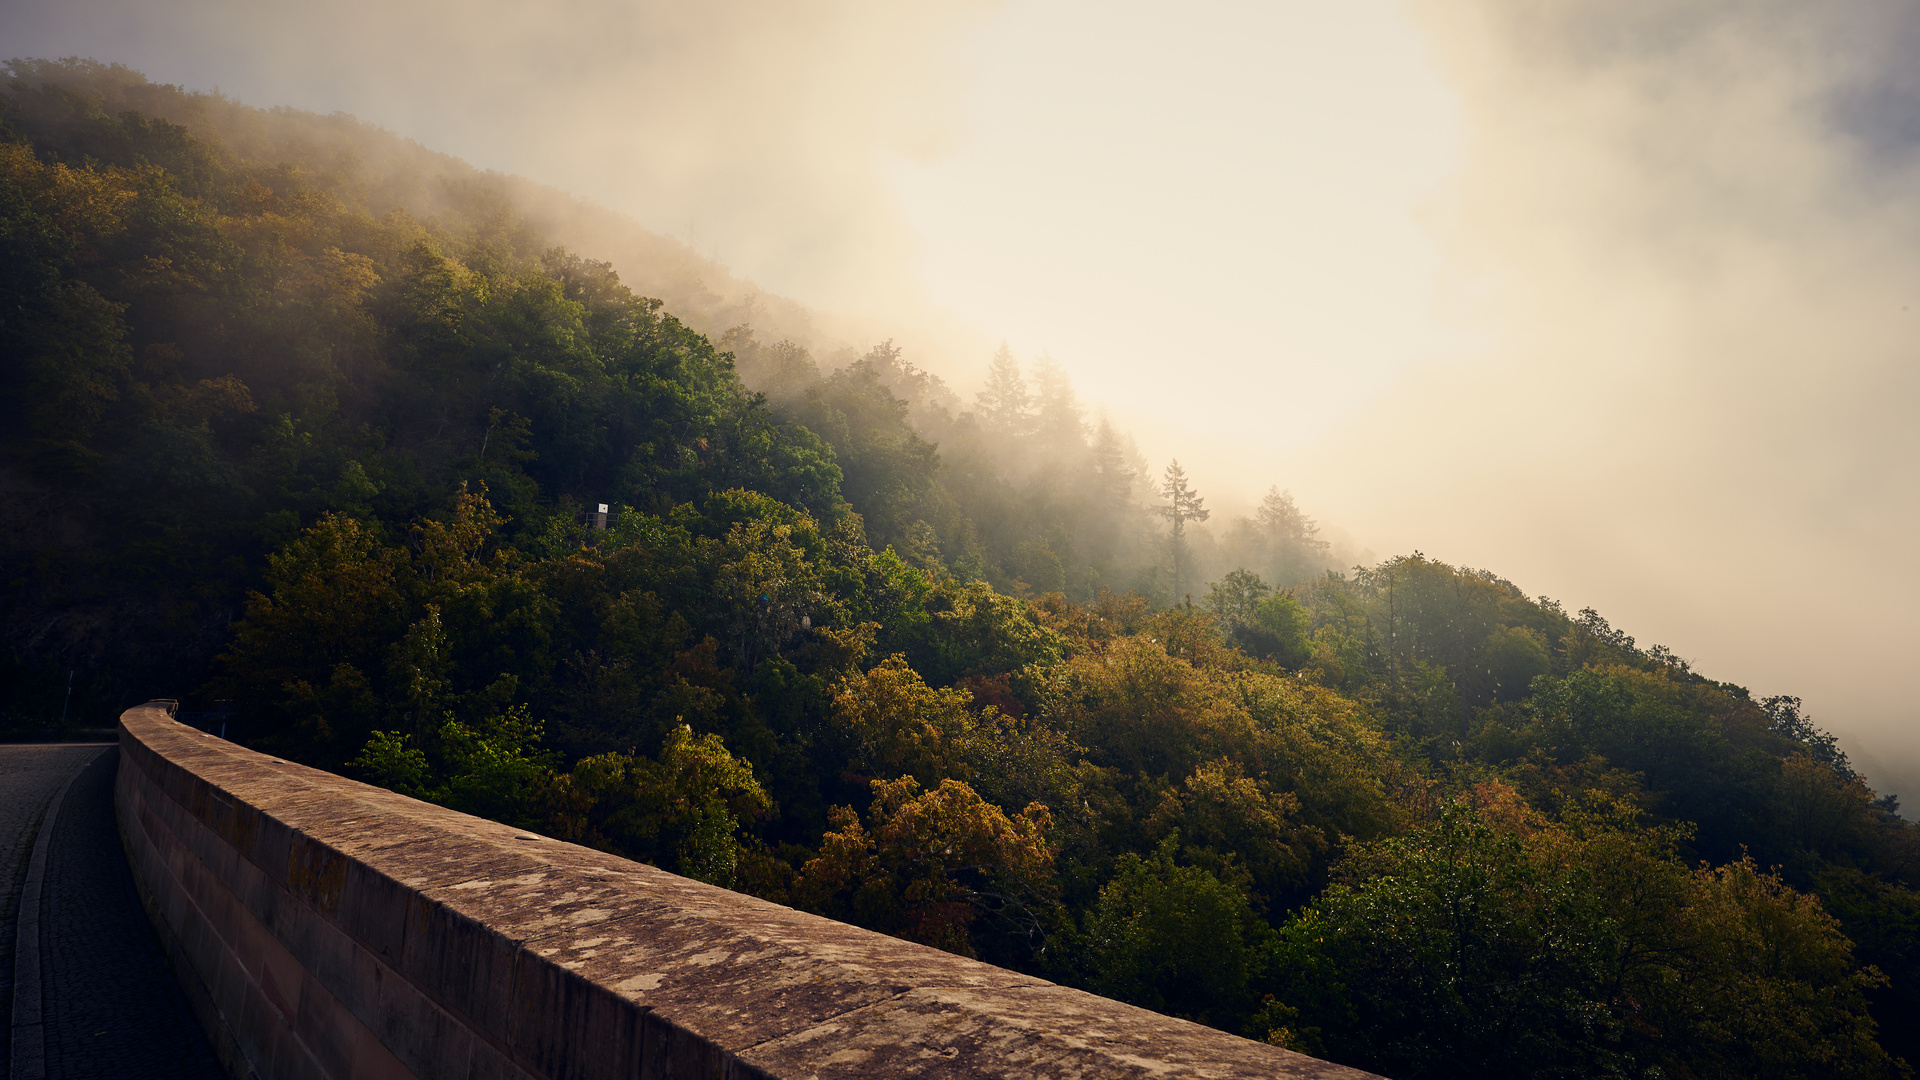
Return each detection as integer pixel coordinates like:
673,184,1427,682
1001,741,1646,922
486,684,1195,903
1255,486,1329,585
1030,351,1084,457
1090,414,1133,512
975,343,1033,439
1156,459,1209,604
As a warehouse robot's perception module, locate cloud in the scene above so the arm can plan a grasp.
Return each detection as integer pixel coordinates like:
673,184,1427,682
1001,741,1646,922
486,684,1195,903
1302,0,1920,798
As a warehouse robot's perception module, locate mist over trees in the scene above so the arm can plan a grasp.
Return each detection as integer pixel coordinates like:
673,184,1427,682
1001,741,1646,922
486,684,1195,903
723,324,1339,606
4,59,1918,1079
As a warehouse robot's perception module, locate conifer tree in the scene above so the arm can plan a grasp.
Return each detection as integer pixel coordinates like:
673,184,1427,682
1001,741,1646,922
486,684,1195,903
1030,352,1084,457
1156,459,1209,603
1090,415,1134,512
975,343,1033,439
1255,486,1329,585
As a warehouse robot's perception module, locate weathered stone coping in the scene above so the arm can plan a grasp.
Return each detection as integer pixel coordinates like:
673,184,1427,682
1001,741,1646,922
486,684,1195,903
117,702,1377,1079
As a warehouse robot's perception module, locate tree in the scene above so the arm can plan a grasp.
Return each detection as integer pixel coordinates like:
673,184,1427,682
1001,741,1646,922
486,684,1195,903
1085,837,1269,1029
349,705,560,832
975,343,1033,439
830,654,979,788
1089,414,1134,511
791,360,937,551
1145,759,1316,909
539,725,772,887
15,64,1920,1067
1268,798,1897,1080
1156,459,1209,604
1254,487,1329,585
1203,569,1271,621
1029,352,1084,457
793,776,1056,959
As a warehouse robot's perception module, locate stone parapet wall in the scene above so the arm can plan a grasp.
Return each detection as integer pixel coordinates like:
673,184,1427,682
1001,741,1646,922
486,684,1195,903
115,702,1376,1079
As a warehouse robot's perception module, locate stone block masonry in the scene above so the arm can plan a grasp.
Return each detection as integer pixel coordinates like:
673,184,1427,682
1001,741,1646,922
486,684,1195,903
115,702,1378,1079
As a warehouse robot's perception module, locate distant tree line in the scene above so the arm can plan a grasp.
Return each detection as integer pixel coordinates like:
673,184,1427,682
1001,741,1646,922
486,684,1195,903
721,329,1335,607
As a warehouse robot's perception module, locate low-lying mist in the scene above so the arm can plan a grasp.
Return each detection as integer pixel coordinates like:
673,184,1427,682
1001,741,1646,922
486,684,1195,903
1301,0,1920,808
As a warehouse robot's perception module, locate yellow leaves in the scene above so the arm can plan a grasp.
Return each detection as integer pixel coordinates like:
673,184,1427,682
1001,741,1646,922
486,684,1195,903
240,180,278,214
0,141,38,185
657,724,772,823
149,374,257,424
1461,778,1546,835
1029,589,1151,647
831,654,978,787
795,775,1056,957
540,725,769,886
411,486,510,589
1688,854,1858,983
1036,631,1405,849
308,245,380,313
702,506,825,668
0,142,140,244
1147,759,1317,899
869,776,1053,874
1046,633,1261,780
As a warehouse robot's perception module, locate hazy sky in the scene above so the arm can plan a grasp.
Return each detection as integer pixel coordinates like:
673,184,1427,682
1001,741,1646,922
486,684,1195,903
5,0,1917,800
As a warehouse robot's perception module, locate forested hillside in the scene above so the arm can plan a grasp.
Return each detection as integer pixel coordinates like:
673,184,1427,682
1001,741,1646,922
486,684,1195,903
5,60,1917,1080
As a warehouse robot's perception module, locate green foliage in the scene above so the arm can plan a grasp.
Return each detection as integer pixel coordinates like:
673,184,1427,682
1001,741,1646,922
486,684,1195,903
545,724,771,887
0,66,847,723
1270,797,1899,1080
436,707,558,827
1084,837,1271,1029
349,705,557,830
1202,568,1269,620
1205,570,1312,666
5,61,1917,1077
786,348,938,551
350,729,430,797
1482,624,1552,701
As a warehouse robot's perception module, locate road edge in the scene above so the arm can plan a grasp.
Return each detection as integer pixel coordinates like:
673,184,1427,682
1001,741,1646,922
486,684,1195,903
7,747,104,1080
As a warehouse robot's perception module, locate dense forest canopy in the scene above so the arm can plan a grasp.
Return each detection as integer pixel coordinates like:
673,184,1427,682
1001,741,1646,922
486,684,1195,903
4,60,1917,1079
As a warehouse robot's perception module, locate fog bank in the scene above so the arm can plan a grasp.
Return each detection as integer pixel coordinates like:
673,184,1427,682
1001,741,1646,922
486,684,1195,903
1304,1,1920,802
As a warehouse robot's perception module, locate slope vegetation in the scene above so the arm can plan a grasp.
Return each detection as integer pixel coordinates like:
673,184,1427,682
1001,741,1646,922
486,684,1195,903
4,60,1916,1079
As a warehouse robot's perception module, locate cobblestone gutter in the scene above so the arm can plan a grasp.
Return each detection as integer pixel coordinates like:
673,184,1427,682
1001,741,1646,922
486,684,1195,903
115,702,1378,1080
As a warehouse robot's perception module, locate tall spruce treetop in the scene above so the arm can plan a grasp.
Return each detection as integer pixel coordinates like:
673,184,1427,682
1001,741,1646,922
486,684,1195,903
1159,459,1209,538
1030,352,1085,456
975,343,1033,438
1090,414,1134,511
1157,459,1209,603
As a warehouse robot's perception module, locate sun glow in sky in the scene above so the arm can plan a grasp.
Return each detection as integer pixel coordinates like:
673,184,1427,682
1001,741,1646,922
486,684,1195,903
887,0,1465,445
5,0,1919,802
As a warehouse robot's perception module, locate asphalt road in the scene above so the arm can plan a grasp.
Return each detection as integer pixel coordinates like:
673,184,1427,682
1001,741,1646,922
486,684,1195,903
2,744,103,1077
3,744,221,1079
